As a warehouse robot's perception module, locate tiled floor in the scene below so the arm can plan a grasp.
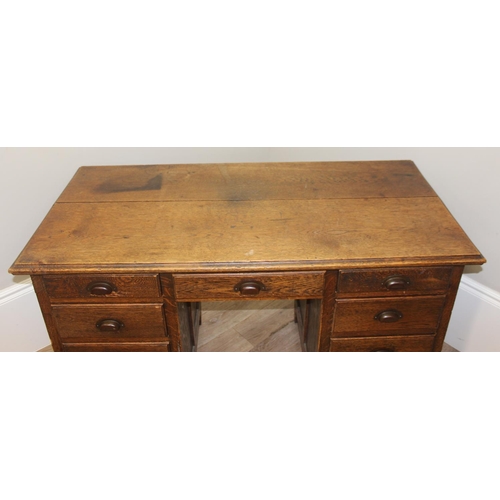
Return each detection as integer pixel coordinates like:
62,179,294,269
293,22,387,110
39,300,458,352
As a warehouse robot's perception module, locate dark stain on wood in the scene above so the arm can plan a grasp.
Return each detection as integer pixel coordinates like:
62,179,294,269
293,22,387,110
96,174,163,193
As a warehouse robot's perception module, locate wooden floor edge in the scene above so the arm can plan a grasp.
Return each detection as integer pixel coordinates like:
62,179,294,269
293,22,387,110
38,345,53,352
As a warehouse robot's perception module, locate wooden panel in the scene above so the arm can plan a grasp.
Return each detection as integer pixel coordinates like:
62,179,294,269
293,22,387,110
56,161,436,203
61,342,170,352
189,302,201,348
295,299,321,352
329,335,436,352
52,304,167,342
172,272,325,301
177,302,195,352
161,273,182,352
31,275,63,351
295,299,309,351
306,299,322,353
9,197,485,275
337,267,453,297
319,271,339,352
43,274,161,300
432,266,464,352
333,296,446,336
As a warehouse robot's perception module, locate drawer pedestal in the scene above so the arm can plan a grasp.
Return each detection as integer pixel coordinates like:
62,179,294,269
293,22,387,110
31,266,464,352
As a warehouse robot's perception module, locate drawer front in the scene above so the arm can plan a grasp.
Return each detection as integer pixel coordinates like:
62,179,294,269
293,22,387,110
61,342,170,352
53,304,167,342
329,335,436,352
171,272,324,301
43,274,161,300
337,267,453,296
333,296,446,336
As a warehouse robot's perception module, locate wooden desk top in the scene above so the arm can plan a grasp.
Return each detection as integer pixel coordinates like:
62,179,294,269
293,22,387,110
10,161,485,274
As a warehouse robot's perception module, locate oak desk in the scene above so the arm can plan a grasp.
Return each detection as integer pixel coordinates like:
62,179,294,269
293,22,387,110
9,161,485,352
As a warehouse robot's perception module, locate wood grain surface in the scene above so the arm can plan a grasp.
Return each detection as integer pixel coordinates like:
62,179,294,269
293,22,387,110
329,335,436,352
52,303,167,342
56,161,436,203
172,272,324,301
332,296,447,335
10,161,484,353
10,197,484,274
43,274,161,299
61,342,170,352
337,267,453,296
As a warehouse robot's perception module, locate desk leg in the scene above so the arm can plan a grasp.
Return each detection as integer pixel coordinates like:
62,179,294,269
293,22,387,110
178,302,196,352
290,271,337,352
295,299,323,352
318,271,338,352
187,302,201,349
31,275,63,352
432,265,464,352
162,273,182,352
162,273,200,352
295,299,310,351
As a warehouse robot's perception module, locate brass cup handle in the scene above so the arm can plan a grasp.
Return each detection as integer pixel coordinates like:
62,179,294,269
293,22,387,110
374,310,403,323
382,276,411,290
96,319,124,332
87,282,117,296
234,280,266,296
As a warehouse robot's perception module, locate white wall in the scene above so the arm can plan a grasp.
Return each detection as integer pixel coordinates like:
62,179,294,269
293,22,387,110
1,147,498,351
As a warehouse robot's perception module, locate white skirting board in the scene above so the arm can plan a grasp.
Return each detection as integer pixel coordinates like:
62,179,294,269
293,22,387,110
445,276,500,352
0,279,50,352
0,276,499,352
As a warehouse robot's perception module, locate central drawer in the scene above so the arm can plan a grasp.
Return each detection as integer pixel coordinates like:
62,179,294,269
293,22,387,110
52,304,167,343
171,272,325,301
